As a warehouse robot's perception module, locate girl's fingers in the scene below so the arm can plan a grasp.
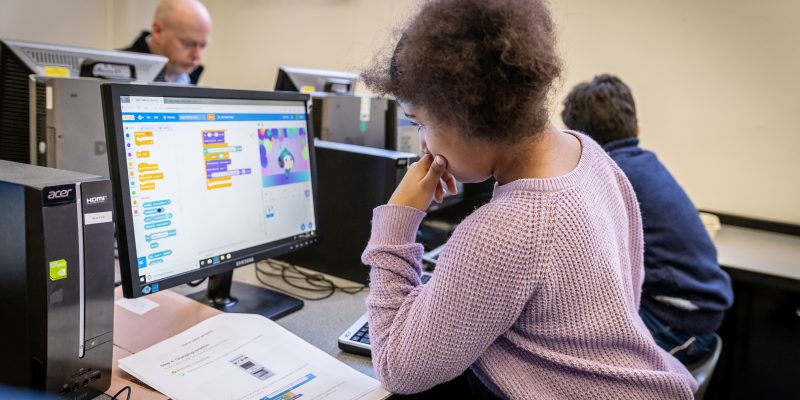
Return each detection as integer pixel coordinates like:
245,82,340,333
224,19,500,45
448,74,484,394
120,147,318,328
421,155,447,189
435,182,446,203
441,171,458,195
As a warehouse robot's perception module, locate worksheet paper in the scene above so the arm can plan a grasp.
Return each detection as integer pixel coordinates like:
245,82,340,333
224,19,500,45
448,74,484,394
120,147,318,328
118,313,390,400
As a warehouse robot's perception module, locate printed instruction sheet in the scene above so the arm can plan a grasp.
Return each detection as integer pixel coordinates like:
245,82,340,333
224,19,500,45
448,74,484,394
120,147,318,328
119,313,389,400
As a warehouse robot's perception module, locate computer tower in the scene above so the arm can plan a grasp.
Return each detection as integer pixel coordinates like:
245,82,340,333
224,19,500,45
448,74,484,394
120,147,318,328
0,160,114,398
30,76,110,177
310,94,388,149
279,140,419,284
0,38,166,165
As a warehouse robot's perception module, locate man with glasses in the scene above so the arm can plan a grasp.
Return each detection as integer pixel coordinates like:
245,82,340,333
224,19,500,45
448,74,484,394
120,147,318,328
124,0,212,84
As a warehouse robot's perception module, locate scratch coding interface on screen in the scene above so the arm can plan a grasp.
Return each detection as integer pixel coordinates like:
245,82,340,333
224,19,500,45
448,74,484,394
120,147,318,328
120,96,316,287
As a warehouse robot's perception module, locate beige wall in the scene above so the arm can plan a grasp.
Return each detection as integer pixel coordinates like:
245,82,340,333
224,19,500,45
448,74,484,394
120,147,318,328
0,0,112,48
2,0,798,224
550,0,800,225
109,0,419,91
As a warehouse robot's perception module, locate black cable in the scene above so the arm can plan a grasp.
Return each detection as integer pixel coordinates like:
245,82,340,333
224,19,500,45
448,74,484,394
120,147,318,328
255,261,335,300
187,277,207,287
272,259,366,294
110,385,132,400
254,259,366,301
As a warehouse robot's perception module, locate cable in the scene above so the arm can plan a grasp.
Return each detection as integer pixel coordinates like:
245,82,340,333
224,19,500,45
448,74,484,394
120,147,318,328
110,385,132,400
255,263,334,300
254,259,366,301
187,277,207,287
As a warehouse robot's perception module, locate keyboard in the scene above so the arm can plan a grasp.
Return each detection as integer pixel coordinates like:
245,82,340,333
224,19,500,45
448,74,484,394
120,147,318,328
338,270,433,356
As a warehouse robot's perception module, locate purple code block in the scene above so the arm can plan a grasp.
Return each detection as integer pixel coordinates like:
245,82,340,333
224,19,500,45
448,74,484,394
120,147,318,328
206,166,228,175
203,130,226,145
205,159,232,169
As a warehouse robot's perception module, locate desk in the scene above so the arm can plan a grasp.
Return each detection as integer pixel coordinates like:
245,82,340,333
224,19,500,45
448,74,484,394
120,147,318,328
108,263,376,399
715,225,800,290
707,225,800,400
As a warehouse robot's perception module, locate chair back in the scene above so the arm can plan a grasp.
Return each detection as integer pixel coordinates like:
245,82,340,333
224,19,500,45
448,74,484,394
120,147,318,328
688,333,722,400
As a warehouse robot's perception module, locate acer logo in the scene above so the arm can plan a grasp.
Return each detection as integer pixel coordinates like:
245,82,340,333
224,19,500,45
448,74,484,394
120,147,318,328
43,184,77,206
86,195,107,205
47,189,72,200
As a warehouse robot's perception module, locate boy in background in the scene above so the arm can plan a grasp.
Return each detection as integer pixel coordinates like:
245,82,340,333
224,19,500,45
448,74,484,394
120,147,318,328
562,74,733,365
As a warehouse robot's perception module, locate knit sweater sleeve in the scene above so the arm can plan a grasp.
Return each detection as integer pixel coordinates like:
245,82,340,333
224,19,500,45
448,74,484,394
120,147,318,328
611,161,646,309
361,202,543,394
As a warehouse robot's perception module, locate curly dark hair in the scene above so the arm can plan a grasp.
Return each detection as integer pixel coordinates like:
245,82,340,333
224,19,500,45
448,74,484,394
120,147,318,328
561,74,638,145
361,0,562,143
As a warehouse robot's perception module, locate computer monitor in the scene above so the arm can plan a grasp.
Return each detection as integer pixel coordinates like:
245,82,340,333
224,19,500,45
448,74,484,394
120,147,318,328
275,66,357,94
0,38,167,164
101,83,319,319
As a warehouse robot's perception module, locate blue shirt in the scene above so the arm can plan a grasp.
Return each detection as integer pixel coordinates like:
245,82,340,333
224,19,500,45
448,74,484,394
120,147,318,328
604,137,733,333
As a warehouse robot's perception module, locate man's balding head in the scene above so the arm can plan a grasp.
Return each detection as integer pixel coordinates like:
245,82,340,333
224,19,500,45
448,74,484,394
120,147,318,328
153,0,212,30
148,0,212,78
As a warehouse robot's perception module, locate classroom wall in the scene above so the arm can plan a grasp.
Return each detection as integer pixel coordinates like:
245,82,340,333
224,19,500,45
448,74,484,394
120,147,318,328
1,0,798,224
549,0,800,225
108,0,419,92
0,0,112,49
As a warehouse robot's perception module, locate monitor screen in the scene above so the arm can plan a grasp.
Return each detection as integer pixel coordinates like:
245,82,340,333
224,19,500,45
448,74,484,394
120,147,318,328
103,84,318,299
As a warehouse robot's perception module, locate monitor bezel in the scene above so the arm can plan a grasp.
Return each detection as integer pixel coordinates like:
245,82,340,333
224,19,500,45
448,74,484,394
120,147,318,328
101,83,320,298
274,66,358,94
1,38,168,82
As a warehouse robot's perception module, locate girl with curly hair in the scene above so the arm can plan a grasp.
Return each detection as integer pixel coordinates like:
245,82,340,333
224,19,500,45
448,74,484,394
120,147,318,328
360,1,697,398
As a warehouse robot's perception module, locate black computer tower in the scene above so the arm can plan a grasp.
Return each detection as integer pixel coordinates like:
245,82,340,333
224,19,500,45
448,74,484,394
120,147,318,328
279,140,419,284
0,160,114,398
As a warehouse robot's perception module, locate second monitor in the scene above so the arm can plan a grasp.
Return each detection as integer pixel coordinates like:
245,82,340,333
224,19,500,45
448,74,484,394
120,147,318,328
102,83,319,319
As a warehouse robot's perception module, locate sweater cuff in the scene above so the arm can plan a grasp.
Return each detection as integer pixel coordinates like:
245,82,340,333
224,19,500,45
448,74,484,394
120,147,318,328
368,204,426,246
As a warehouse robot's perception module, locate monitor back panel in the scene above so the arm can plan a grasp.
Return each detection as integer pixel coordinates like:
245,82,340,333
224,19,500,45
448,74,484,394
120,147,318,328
317,95,387,150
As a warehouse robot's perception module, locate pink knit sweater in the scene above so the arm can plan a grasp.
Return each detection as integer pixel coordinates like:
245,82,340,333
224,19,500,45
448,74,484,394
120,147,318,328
361,132,697,399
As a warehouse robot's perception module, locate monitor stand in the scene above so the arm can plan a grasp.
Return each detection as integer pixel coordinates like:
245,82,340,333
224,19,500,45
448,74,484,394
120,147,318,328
187,270,303,320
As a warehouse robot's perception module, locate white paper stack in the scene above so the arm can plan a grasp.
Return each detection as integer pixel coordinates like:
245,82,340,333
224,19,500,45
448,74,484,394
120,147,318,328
119,313,389,400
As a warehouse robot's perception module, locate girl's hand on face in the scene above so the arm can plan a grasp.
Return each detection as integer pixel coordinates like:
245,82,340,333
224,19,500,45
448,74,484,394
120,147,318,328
388,154,459,211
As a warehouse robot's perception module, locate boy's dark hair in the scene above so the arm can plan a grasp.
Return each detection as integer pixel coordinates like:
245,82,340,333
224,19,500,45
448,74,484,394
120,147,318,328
361,0,561,144
561,74,638,145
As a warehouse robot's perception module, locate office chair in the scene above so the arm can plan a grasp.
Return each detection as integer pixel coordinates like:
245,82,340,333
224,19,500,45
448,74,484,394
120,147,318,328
687,333,722,400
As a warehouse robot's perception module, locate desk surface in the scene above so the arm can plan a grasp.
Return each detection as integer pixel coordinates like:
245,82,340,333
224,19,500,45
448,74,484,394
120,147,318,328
170,263,376,377
714,225,800,288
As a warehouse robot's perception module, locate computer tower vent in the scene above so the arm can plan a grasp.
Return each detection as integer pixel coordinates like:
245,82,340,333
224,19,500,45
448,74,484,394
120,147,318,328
34,80,47,166
0,45,32,164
